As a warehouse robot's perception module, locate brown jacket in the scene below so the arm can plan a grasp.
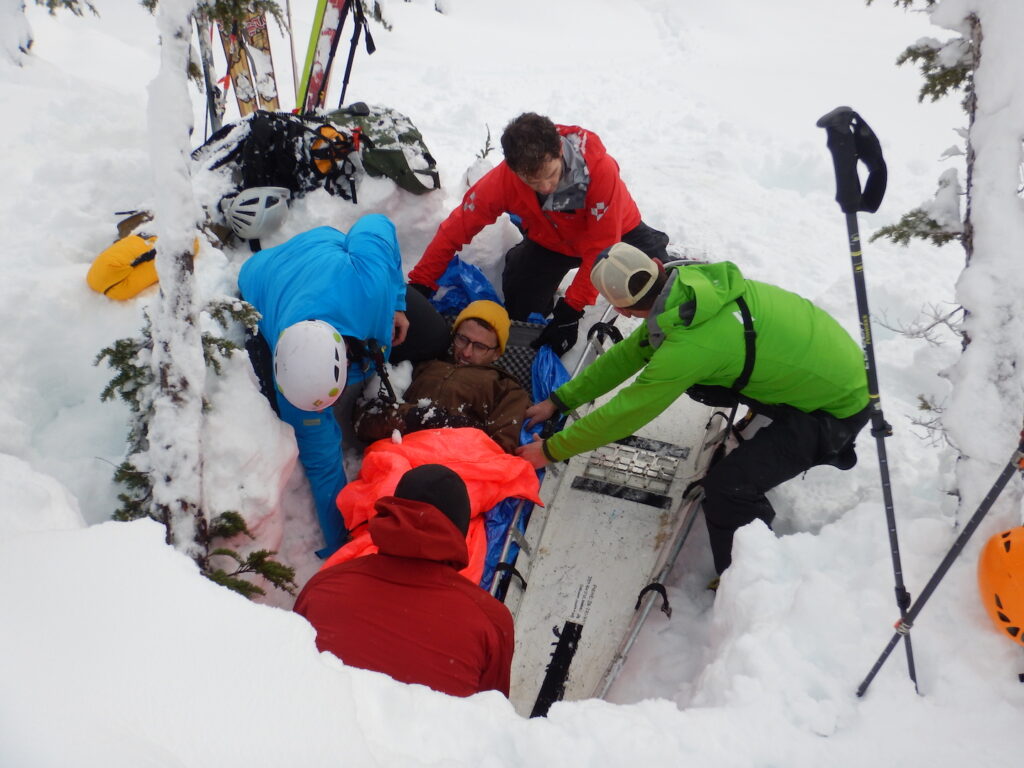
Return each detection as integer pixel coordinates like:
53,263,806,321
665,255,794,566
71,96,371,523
355,359,529,453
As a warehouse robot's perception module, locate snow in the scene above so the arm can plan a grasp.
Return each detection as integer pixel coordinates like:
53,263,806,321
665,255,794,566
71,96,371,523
3,0,1024,765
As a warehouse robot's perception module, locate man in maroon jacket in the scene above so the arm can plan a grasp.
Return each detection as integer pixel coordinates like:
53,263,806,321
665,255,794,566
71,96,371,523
293,464,514,697
407,112,669,356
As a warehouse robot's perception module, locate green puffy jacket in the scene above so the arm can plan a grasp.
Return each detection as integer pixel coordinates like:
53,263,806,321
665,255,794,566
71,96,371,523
544,261,869,462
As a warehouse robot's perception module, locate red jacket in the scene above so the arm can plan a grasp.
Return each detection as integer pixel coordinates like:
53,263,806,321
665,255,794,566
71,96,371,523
323,428,543,585
294,496,515,697
408,125,642,311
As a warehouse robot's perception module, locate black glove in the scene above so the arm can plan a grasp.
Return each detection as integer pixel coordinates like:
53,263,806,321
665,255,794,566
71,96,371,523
408,282,434,300
531,298,584,357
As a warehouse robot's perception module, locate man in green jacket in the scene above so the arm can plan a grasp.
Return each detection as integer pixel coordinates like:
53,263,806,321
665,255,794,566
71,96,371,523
517,243,871,575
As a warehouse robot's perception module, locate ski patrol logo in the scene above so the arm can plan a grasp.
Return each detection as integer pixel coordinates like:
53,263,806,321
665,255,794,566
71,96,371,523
464,191,477,213
590,201,608,221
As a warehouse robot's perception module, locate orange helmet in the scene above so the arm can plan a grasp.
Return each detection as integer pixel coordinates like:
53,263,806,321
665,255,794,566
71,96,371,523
978,526,1024,646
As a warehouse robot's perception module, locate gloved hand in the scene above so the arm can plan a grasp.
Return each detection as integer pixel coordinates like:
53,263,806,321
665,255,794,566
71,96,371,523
408,282,435,300
531,297,584,357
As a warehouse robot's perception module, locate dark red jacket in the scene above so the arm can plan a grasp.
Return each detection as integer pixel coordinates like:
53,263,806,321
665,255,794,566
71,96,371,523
293,496,514,697
408,125,642,311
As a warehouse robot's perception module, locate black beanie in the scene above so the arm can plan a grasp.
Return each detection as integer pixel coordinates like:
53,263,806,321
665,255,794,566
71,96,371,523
393,464,471,536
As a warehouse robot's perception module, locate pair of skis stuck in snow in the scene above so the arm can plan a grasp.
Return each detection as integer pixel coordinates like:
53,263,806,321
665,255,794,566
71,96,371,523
196,1,375,133
195,12,280,131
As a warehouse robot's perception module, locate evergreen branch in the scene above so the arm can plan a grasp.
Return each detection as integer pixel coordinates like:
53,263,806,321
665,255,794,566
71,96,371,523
870,208,961,247
476,125,494,160
141,0,286,29
895,38,973,107
206,570,266,599
208,511,252,540
37,0,97,16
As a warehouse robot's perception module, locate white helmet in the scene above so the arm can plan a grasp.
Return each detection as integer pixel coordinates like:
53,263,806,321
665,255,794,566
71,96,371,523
590,242,661,307
273,320,347,411
224,186,290,240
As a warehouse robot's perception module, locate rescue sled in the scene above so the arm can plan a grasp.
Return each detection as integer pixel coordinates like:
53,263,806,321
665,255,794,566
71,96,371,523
496,311,730,718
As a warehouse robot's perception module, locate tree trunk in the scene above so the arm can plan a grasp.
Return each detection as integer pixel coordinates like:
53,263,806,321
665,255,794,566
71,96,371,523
146,0,206,562
945,7,1024,520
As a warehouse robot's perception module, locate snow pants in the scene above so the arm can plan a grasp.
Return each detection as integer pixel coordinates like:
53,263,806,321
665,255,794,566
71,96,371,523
701,402,871,574
500,221,669,320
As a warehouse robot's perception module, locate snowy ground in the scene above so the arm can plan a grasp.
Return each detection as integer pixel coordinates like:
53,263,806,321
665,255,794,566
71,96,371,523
3,0,1024,765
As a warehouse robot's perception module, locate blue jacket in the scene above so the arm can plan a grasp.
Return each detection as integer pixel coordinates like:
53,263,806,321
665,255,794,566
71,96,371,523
238,215,406,556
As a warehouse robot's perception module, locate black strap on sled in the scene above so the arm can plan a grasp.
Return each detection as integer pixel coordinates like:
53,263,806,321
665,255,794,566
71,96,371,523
531,620,583,718
635,582,672,618
588,320,623,345
494,562,527,591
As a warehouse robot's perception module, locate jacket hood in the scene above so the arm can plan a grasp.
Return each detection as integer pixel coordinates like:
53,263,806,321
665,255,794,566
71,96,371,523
653,261,748,334
369,496,469,570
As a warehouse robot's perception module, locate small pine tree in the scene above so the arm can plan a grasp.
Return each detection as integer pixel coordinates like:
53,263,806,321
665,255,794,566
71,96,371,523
97,298,291,599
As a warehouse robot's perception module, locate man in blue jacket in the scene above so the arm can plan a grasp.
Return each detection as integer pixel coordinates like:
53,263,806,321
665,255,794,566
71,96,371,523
238,214,410,557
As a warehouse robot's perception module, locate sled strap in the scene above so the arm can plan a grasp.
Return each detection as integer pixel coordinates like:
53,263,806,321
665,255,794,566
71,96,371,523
587,320,623,345
494,562,527,590
731,295,756,392
635,582,672,618
530,620,583,718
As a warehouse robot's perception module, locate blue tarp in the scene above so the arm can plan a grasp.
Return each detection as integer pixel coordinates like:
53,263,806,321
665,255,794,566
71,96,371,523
481,345,570,592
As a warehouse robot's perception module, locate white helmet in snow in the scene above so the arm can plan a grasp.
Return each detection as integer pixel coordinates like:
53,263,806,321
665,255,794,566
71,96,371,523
224,186,290,240
273,320,347,411
590,242,661,308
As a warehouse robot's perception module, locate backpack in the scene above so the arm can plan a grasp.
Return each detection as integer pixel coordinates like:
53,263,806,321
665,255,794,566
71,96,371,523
324,103,441,195
193,111,360,202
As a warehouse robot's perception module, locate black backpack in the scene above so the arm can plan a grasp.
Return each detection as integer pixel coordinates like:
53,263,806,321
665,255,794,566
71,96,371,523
193,110,359,202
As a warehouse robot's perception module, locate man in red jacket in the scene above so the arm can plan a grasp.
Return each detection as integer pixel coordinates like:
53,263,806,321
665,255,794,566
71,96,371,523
293,464,514,698
407,112,668,356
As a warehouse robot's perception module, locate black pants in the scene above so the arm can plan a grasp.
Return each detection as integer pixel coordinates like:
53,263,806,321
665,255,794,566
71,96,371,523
701,402,871,574
500,221,670,321
390,285,450,364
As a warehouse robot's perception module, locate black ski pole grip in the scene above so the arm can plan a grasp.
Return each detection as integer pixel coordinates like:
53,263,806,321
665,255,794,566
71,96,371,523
816,106,888,214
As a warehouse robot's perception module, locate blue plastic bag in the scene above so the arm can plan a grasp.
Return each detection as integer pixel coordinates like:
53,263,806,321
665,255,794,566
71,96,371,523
431,256,501,315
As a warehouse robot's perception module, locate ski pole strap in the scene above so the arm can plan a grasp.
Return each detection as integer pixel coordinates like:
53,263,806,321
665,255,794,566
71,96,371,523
816,106,887,214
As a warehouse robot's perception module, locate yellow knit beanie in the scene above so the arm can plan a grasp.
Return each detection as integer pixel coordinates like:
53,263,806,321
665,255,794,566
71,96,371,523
453,300,511,354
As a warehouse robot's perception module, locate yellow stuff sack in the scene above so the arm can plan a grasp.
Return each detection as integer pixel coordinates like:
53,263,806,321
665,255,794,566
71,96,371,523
87,235,159,300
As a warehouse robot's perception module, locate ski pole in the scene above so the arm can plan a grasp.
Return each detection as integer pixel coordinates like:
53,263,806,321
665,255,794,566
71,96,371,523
286,0,300,102
312,0,352,111
857,424,1024,696
816,106,918,691
338,0,376,108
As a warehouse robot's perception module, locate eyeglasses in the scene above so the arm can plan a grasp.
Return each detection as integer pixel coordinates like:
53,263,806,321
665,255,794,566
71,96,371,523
453,332,498,354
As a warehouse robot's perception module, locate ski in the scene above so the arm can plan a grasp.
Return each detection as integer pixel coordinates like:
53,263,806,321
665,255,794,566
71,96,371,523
194,15,225,134
217,20,258,117
297,0,350,115
240,12,280,111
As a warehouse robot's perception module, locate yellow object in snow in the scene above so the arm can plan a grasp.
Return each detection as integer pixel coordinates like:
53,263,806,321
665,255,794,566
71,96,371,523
87,234,159,300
